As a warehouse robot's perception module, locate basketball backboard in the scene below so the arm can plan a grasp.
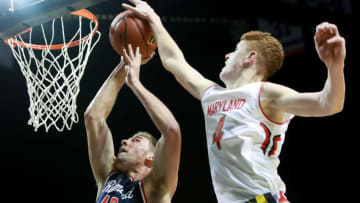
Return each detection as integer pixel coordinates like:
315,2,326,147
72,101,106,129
0,0,109,40
8,0,46,13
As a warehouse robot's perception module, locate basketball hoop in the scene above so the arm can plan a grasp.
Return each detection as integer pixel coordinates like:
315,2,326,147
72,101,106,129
4,9,101,132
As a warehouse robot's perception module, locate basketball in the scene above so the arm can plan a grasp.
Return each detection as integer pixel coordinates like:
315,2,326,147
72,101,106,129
109,10,157,60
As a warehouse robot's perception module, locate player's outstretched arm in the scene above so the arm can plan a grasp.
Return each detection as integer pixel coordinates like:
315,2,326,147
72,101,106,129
313,22,345,114
84,59,128,191
261,22,345,117
124,45,181,199
122,0,216,100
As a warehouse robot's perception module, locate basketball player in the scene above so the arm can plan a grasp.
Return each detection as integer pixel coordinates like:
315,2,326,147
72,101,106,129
84,45,181,203
123,0,346,202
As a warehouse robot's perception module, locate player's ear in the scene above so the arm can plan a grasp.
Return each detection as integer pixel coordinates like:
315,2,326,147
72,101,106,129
144,152,154,168
244,51,257,67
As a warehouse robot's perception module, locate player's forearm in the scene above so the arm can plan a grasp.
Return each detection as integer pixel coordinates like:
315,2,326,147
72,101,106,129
148,17,206,99
130,80,180,137
319,67,345,115
84,62,127,120
148,16,186,72
131,80,181,195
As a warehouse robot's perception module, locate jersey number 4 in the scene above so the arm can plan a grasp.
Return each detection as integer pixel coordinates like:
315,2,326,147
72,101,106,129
101,195,119,203
212,116,225,150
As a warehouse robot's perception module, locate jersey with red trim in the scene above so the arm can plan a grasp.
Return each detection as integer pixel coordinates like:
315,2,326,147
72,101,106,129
200,82,293,202
96,171,147,203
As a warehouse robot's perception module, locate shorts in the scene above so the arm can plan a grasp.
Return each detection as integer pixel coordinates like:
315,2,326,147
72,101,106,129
246,191,289,203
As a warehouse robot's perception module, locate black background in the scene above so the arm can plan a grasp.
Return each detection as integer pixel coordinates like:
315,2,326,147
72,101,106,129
0,0,357,202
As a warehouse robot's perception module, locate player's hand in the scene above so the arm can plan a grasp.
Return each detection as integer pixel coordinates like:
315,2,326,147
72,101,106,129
123,44,142,88
122,0,160,23
314,22,346,70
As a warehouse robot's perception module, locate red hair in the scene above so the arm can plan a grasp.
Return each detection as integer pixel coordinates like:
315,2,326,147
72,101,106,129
241,31,284,79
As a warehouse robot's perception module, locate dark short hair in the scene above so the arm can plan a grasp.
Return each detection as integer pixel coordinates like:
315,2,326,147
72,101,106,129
134,131,157,152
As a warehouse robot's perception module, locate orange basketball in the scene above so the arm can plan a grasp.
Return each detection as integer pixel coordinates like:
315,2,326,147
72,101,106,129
109,10,157,60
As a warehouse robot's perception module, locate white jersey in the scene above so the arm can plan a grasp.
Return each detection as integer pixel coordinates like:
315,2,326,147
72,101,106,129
201,82,293,203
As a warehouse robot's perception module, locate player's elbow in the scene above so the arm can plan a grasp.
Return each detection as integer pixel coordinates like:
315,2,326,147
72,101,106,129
169,123,181,138
84,109,96,121
327,95,345,116
319,102,344,116
317,93,344,116
84,112,108,138
160,54,185,71
165,122,181,140
327,103,344,115
161,58,175,71
84,110,104,125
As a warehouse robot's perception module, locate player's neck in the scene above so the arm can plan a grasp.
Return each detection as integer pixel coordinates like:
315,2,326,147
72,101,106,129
114,163,151,182
224,69,264,89
125,167,150,182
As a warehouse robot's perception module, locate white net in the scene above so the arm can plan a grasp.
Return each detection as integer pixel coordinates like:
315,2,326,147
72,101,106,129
7,12,101,132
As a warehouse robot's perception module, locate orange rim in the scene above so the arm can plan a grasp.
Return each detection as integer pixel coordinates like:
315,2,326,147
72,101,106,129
4,9,99,50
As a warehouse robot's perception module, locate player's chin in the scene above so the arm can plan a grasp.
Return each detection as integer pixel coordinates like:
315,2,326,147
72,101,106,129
116,152,127,160
219,69,227,81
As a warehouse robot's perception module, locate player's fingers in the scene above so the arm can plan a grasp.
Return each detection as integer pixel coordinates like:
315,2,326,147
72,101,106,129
125,66,130,84
324,24,334,35
318,22,338,35
327,35,345,45
122,3,136,12
135,46,141,59
315,26,325,43
128,0,140,4
316,23,325,33
314,29,324,43
315,23,334,44
328,24,339,35
128,44,135,58
317,22,333,34
123,48,130,63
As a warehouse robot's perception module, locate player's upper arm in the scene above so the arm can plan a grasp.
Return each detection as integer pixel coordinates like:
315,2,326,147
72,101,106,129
84,114,115,186
162,57,217,100
147,125,181,197
262,82,333,117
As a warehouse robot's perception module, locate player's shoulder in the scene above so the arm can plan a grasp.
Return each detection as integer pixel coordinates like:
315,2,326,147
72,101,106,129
142,175,174,203
200,84,222,99
261,82,298,98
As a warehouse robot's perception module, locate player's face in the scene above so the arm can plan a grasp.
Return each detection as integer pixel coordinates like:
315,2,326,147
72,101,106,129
220,41,248,82
117,135,153,165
